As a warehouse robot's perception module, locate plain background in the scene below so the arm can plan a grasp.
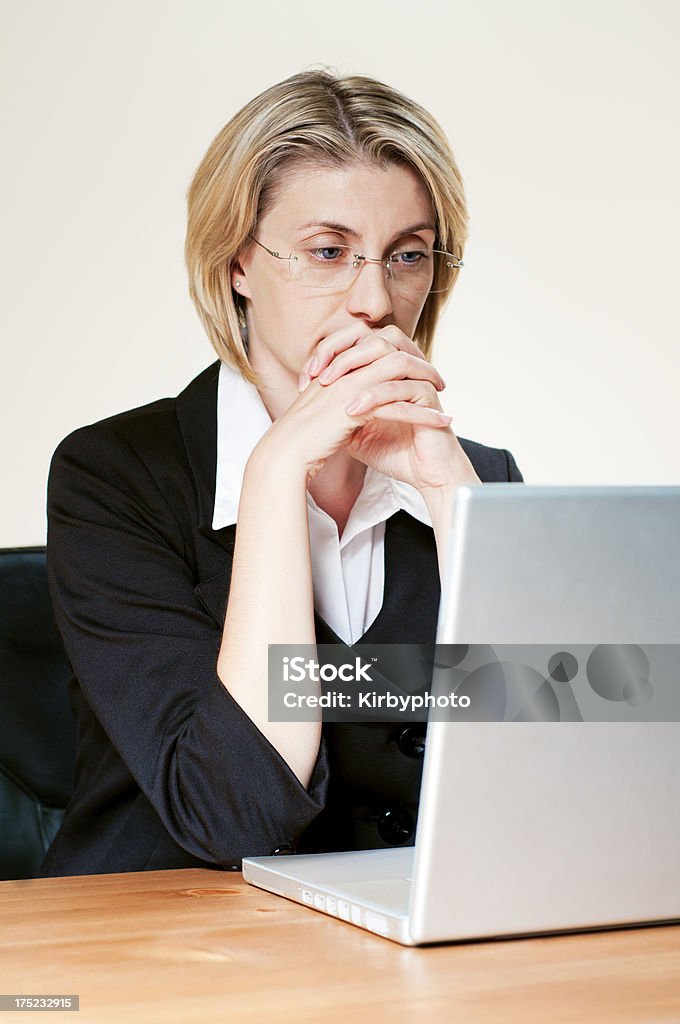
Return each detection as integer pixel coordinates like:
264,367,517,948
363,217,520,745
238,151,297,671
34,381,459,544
2,0,678,547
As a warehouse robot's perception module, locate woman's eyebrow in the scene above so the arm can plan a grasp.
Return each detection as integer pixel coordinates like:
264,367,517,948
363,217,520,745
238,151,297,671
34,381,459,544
295,220,436,240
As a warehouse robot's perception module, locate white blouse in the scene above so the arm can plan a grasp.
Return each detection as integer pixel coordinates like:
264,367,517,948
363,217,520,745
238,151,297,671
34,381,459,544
213,361,432,645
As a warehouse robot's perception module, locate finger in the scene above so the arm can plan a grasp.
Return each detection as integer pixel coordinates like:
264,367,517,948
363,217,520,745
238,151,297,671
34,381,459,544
318,336,400,385
345,380,439,416
307,323,375,378
298,353,317,392
380,350,446,391
348,401,452,427
310,323,426,379
320,343,445,392
374,324,428,361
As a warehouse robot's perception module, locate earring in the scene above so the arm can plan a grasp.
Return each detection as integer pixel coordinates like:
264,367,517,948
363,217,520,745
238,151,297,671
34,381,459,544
234,280,241,288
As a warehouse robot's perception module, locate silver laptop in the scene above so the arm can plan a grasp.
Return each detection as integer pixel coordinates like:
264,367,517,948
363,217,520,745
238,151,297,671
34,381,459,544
243,486,680,944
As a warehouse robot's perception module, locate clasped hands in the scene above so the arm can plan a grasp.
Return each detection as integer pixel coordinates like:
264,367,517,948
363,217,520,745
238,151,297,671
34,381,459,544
278,321,475,493
295,323,480,495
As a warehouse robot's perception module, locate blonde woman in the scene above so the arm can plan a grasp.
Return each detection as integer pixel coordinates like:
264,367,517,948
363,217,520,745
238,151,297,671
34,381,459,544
41,70,522,876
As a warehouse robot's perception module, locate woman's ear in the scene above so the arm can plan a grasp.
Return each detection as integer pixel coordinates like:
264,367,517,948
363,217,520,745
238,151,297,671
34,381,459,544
231,260,252,299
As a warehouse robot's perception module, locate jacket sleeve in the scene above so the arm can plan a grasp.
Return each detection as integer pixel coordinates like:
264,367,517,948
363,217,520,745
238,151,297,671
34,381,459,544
504,449,524,482
46,422,329,867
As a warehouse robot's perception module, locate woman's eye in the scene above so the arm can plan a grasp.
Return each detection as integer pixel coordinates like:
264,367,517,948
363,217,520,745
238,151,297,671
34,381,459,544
393,250,426,265
309,247,344,261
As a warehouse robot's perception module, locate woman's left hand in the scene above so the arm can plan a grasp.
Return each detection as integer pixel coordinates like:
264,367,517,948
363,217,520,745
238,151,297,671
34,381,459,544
299,324,481,495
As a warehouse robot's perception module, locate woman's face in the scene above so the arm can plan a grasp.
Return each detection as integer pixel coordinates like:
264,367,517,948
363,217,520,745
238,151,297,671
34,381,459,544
233,161,437,381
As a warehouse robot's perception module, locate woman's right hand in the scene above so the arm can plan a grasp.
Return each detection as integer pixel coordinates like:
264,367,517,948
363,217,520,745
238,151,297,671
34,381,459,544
251,324,452,482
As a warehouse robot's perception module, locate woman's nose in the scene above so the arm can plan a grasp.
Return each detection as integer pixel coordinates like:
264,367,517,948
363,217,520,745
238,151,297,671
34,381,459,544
344,259,393,322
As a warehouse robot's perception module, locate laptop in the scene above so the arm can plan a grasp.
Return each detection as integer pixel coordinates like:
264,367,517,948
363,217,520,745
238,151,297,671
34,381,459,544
243,485,680,944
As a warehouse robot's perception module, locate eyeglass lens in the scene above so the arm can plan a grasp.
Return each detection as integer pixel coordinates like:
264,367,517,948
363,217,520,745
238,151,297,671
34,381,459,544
291,246,458,295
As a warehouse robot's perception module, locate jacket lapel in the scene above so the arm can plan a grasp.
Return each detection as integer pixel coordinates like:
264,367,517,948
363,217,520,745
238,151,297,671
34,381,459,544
175,360,235,554
174,361,236,623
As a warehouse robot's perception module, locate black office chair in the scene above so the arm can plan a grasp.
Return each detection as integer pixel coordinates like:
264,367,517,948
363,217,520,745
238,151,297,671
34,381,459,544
0,547,76,879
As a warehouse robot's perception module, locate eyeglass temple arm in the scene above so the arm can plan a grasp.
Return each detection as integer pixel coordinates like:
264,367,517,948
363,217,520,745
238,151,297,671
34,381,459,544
247,234,294,261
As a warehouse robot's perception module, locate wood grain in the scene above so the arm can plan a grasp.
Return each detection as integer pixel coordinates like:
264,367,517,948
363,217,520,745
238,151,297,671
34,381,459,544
0,869,679,1023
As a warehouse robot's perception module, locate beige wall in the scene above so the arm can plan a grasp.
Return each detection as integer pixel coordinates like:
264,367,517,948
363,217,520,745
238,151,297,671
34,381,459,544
2,0,679,546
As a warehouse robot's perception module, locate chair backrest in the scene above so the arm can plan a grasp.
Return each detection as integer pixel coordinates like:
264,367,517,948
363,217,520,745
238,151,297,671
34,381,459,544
0,547,76,879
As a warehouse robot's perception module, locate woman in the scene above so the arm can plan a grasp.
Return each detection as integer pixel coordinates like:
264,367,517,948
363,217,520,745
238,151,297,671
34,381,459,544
40,69,523,876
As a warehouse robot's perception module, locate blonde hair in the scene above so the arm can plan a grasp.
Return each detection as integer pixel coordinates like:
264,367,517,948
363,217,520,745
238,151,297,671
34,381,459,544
185,68,468,384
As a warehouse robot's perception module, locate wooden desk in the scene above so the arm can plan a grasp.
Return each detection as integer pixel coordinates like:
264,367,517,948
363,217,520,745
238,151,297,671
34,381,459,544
0,869,679,1023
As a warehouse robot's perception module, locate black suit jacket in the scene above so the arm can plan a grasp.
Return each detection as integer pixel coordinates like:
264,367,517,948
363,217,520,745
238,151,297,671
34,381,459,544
40,361,523,876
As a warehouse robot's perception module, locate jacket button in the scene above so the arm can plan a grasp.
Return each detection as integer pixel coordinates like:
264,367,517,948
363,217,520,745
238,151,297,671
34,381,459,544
271,845,296,856
377,809,414,845
397,726,426,759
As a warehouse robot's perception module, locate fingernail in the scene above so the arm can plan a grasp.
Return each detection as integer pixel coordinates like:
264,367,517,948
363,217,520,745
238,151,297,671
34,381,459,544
309,356,320,375
435,412,452,423
345,400,363,415
318,367,334,383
